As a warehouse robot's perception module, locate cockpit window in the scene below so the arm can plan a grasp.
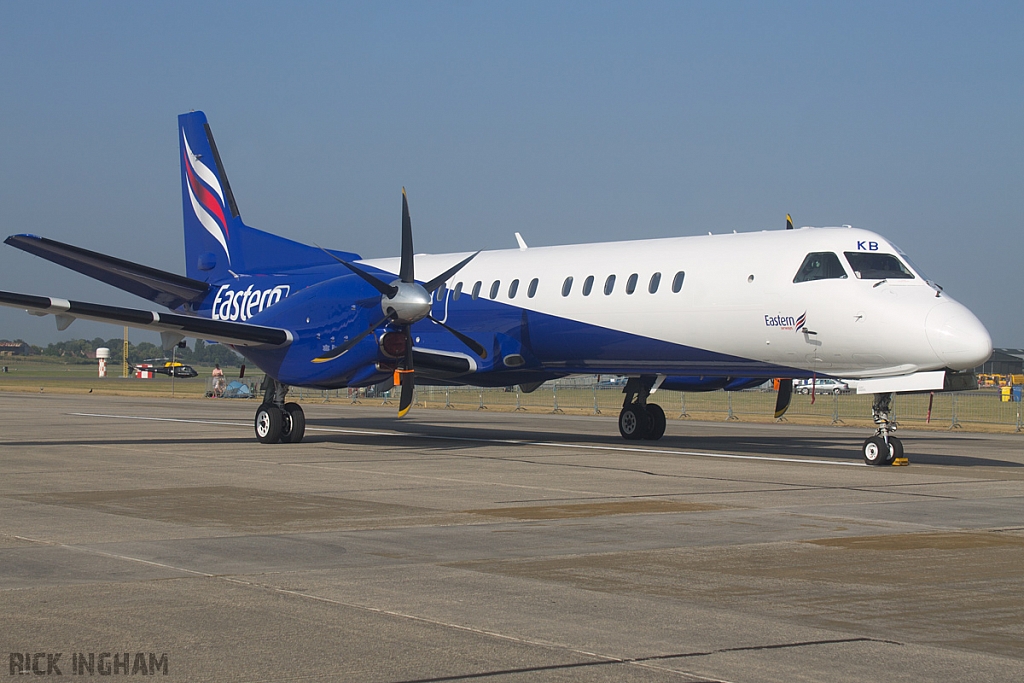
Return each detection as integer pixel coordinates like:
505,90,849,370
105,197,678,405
844,252,914,280
793,252,848,283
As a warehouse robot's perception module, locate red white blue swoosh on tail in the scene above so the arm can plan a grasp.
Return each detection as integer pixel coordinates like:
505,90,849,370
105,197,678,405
795,311,806,332
183,130,231,263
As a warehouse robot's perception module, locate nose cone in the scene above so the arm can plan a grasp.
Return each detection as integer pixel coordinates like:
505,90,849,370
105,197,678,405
925,301,992,371
384,281,432,323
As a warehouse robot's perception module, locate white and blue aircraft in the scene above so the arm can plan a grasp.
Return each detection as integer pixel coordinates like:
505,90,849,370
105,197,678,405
0,112,992,464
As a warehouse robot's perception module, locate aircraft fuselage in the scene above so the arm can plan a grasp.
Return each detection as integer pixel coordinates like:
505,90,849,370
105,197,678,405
210,226,990,390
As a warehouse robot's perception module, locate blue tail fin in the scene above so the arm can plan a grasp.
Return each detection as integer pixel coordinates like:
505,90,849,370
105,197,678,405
179,111,359,281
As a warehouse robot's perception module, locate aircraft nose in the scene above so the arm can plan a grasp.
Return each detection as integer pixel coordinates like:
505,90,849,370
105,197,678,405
925,301,992,371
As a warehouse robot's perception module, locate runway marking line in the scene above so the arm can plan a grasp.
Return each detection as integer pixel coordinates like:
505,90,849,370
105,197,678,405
69,412,866,468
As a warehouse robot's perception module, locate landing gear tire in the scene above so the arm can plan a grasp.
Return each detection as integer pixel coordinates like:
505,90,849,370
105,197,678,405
280,402,306,444
619,405,650,440
644,403,666,441
887,436,903,463
862,436,891,466
255,404,283,444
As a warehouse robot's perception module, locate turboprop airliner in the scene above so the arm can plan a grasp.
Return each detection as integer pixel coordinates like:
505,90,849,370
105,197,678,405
0,111,992,464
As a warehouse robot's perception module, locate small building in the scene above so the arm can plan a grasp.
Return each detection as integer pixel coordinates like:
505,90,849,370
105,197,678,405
975,348,1024,376
0,341,31,356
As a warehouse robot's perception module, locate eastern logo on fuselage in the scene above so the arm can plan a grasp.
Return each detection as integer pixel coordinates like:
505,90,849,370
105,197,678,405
212,284,290,321
765,311,806,332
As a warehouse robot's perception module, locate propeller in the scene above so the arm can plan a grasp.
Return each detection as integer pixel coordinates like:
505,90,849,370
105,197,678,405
312,188,485,417
774,378,793,419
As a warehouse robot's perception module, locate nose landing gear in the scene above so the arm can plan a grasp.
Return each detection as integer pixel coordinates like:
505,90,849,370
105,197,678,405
618,376,666,441
862,392,905,465
254,376,306,444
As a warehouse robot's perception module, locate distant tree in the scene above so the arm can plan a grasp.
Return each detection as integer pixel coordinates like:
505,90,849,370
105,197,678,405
21,336,243,367
43,339,93,359
189,339,243,366
129,342,164,364
102,339,125,365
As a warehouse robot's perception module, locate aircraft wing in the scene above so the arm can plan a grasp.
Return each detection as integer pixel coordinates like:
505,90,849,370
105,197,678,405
0,290,293,348
5,234,210,309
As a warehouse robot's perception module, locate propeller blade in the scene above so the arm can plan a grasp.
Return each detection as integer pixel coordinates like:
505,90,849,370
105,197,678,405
311,312,394,363
427,315,488,358
397,369,415,417
422,251,481,294
316,244,399,298
774,378,793,419
340,260,399,298
397,326,415,417
400,188,415,283
786,214,794,230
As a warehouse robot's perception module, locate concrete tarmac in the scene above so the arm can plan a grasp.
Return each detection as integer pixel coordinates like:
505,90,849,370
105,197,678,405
1,392,1022,682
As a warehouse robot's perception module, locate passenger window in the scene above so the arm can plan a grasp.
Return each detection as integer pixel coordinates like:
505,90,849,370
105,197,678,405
844,252,914,280
489,280,500,299
671,271,685,293
508,279,519,298
626,273,638,295
453,282,462,301
562,276,573,297
648,272,661,294
794,252,848,283
582,275,594,296
604,274,616,295
528,278,539,298
471,281,482,300
436,282,447,300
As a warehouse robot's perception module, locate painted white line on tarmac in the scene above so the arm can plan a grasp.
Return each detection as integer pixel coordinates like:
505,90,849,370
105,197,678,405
69,412,866,467
70,412,251,428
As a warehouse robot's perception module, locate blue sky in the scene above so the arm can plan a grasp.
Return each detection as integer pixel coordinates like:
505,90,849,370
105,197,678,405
0,1,1021,346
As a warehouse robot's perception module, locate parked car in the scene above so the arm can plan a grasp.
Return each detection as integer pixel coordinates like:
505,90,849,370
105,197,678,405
794,378,850,395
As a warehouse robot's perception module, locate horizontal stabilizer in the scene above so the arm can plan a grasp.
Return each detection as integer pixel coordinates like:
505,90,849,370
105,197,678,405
0,290,292,348
5,234,209,309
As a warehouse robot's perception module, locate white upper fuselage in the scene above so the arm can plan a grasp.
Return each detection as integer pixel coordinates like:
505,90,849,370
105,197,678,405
360,226,991,378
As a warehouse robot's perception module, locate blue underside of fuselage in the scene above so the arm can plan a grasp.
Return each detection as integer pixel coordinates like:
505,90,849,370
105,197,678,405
205,269,817,390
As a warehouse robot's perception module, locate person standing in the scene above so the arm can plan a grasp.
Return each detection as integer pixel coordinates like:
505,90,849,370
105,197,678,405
211,363,225,397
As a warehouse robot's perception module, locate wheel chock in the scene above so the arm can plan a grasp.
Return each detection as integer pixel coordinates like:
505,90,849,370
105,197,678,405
891,457,910,466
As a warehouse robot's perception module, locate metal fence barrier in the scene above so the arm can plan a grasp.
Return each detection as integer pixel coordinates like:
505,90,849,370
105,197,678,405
342,380,1024,433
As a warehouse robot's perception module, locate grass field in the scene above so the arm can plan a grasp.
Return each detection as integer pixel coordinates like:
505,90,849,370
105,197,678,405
1,356,1021,434
0,357,225,399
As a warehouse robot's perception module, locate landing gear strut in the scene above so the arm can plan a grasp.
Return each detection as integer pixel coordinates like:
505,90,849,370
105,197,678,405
862,392,903,465
255,376,305,444
619,376,666,441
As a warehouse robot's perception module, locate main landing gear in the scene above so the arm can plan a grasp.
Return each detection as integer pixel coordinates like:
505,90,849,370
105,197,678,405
618,376,666,441
862,392,904,466
254,376,305,444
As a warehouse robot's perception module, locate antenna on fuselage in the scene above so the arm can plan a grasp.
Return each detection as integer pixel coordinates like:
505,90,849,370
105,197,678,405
786,214,794,230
